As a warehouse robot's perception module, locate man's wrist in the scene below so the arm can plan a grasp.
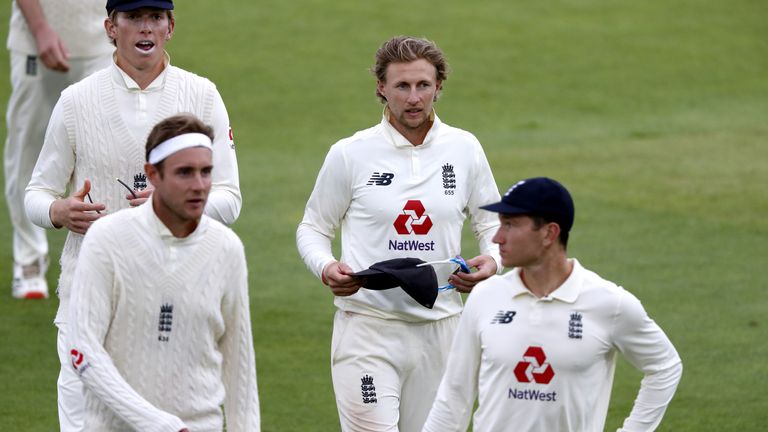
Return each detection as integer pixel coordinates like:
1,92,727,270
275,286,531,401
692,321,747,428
320,261,336,286
48,200,62,229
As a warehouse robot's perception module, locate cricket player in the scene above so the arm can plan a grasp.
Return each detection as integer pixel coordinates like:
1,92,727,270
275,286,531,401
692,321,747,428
5,0,112,299
24,0,241,429
68,113,259,431
296,36,502,431
422,177,683,432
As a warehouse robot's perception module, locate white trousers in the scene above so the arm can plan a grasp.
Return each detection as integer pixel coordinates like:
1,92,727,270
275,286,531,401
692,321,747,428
56,322,84,432
331,310,458,432
4,51,110,266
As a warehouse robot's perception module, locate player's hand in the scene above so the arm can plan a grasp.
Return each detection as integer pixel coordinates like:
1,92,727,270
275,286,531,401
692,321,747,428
322,261,364,296
126,186,153,207
33,24,70,72
447,254,497,293
49,179,105,234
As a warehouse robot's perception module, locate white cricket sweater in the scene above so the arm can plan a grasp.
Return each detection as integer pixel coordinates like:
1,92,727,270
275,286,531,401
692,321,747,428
297,113,501,322
7,0,112,57
69,202,260,431
423,259,682,432
26,61,242,323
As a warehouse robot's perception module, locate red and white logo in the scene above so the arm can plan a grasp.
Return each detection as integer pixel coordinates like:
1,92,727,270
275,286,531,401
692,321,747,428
393,200,433,235
70,349,84,368
514,346,555,384
228,126,235,149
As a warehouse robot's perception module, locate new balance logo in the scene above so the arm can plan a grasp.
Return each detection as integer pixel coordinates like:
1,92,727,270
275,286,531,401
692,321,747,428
491,310,516,324
367,172,394,186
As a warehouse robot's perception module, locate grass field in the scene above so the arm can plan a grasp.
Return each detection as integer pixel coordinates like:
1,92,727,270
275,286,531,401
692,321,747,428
1,1,766,430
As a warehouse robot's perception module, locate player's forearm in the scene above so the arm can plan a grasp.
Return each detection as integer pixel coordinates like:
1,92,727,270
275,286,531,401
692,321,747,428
204,186,242,225
221,324,261,431
26,102,75,227
208,89,241,225
472,220,502,274
221,336,261,432
468,151,502,273
296,222,336,279
220,262,261,431
16,0,49,37
24,189,57,229
619,361,683,431
422,389,474,432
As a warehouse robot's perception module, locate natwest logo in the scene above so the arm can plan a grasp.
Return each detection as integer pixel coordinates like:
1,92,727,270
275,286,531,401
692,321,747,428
514,346,555,384
393,200,433,235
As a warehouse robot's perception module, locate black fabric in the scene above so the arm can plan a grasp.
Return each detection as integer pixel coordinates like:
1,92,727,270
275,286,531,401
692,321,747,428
106,0,174,13
480,177,575,234
353,258,438,309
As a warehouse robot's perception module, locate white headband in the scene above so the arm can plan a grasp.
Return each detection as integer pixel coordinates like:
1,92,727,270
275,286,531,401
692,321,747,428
148,133,213,164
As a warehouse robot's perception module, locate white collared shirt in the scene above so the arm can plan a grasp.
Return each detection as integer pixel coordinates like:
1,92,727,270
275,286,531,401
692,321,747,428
141,198,208,275
112,56,169,144
297,112,502,321
423,259,683,431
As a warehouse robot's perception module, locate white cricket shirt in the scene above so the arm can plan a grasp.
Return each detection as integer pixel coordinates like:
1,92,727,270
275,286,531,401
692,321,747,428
69,202,260,431
297,112,501,322
25,56,241,323
423,259,682,432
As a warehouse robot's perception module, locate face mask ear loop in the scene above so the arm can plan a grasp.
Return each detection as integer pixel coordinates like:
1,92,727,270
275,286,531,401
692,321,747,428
436,255,471,291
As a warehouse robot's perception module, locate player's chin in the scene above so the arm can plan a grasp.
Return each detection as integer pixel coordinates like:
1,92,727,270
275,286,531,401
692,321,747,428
185,199,206,214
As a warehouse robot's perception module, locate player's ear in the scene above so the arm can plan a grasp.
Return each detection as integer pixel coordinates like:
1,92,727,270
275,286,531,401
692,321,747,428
145,163,160,186
104,17,117,40
166,16,175,40
376,81,386,101
543,222,561,247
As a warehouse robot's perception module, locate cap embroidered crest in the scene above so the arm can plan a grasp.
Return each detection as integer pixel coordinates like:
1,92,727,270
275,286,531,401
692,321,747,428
481,177,575,235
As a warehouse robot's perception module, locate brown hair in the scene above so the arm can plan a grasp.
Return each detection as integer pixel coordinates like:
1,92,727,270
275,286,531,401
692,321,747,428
371,36,449,103
145,113,214,168
531,215,570,249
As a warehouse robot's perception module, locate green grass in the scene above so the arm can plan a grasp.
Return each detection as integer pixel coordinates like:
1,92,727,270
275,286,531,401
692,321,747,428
1,1,766,430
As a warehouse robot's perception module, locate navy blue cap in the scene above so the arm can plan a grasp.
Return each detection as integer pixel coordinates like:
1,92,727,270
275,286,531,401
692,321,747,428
353,258,438,309
106,0,173,13
480,177,575,234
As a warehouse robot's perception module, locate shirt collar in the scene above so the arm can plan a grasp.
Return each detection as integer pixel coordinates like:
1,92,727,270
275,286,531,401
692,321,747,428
380,106,441,148
139,198,208,242
508,258,583,303
111,51,171,91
